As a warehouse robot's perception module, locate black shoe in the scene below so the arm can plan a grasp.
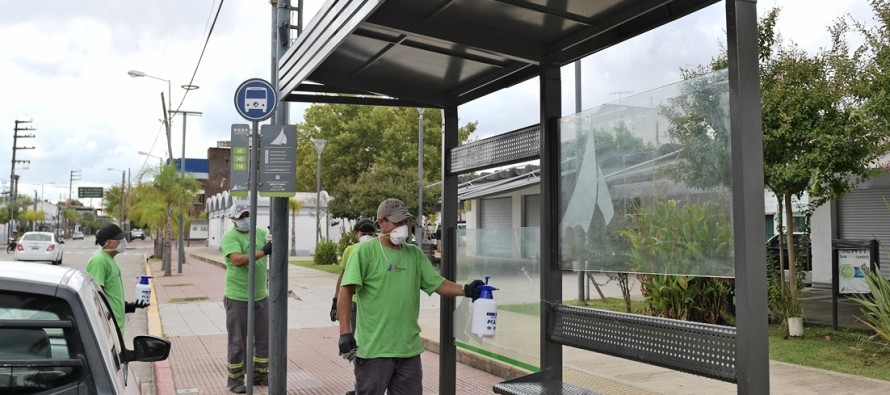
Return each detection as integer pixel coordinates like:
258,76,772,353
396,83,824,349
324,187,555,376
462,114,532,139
253,375,268,386
345,391,355,395
229,383,247,394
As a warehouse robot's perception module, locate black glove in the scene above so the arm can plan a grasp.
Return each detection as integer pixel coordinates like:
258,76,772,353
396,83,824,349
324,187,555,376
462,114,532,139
463,279,485,301
330,298,338,322
125,300,149,313
262,241,272,256
338,333,357,355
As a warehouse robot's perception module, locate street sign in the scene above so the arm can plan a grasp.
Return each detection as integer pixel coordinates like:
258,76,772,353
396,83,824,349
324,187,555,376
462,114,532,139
78,187,104,198
259,125,297,197
234,79,277,121
230,124,250,197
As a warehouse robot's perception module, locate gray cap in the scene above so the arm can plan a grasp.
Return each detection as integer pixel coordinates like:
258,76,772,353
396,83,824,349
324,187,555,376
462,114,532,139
230,200,250,219
376,198,413,223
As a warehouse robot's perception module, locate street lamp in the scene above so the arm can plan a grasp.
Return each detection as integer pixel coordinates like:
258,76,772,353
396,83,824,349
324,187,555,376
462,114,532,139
417,108,424,244
138,150,164,165
107,168,127,229
169,109,202,275
128,69,173,161
312,139,327,246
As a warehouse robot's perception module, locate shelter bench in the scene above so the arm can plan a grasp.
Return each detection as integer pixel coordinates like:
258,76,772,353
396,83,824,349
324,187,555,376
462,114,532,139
493,303,737,394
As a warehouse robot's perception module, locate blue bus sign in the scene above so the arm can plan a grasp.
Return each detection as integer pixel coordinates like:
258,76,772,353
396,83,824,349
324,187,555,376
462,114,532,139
234,79,277,121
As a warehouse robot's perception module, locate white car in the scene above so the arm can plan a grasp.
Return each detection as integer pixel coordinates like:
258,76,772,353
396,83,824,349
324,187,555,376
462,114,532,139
15,231,64,265
0,262,170,394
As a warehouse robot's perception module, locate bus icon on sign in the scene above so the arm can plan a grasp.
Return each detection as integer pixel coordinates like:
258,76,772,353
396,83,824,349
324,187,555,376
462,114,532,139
244,87,268,113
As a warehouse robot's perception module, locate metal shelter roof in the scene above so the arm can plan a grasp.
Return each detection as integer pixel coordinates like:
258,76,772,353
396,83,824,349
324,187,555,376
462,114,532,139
278,0,720,107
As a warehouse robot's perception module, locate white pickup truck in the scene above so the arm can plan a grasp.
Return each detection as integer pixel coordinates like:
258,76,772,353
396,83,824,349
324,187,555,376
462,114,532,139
0,262,170,394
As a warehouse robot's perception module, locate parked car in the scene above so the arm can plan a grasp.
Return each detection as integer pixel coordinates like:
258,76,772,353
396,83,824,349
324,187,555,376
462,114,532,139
15,231,64,265
72,231,85,240
130,228,145,240
0,261,171,394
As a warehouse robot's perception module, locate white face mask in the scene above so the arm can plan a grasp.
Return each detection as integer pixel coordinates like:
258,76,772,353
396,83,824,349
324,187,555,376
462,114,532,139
115,238,127,254
387,225,410,245
359,235,374,243
234,217,250,232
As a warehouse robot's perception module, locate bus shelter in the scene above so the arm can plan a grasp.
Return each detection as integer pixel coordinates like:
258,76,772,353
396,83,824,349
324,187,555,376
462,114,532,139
278,1,767,393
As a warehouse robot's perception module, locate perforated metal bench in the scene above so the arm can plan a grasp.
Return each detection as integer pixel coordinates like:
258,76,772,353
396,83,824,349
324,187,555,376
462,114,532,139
493,303,737,394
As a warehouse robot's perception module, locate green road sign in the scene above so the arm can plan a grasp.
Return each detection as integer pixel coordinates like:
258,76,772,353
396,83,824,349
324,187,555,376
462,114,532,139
78,187,104,198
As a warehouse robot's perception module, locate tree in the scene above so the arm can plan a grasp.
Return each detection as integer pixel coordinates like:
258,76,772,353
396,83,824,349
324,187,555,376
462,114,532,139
103,184,128,224
129,163,200,276
663,8,890,316
295,104,475,222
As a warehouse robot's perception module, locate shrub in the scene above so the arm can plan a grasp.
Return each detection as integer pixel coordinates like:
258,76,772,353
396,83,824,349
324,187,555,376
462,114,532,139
314,239,338,266
851,271,890,345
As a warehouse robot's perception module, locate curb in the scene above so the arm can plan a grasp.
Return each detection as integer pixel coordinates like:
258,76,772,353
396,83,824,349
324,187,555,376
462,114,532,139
145,254,171,395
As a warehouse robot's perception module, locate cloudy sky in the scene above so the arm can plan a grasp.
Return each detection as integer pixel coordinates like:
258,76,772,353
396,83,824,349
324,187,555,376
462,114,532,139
0,0,877,205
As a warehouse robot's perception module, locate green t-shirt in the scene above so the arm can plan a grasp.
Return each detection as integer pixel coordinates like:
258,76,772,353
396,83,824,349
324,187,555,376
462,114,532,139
86,250,125,334
221,227,269,302
340,242,362,303
342,238,445,359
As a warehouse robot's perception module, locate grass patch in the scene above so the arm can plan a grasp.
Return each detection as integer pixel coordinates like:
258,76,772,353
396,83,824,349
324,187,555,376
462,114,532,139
769,324,890,381
290,259,341,275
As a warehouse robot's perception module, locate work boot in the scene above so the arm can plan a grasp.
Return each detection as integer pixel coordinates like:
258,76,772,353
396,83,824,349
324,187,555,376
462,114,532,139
253,375,268,386
345,391,355,395
229,383,247,394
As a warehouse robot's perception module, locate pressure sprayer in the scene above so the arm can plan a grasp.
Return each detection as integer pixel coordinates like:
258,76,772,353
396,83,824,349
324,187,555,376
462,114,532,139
470,276,498,337
134,275,153,304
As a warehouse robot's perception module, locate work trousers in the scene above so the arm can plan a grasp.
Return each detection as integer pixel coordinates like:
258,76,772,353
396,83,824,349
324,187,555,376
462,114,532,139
224,296,269,388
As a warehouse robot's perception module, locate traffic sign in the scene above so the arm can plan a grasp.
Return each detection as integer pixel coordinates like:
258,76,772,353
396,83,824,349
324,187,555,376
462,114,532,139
234,79,277,121
230,124,250,197
259,125,297,197
78,187,104,199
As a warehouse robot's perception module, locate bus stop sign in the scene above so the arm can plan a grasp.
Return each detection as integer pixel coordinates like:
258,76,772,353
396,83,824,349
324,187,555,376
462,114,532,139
234,79,277,121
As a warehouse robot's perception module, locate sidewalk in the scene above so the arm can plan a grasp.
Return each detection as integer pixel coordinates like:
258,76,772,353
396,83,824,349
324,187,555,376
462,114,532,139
145,246,503,394
146,245,890,394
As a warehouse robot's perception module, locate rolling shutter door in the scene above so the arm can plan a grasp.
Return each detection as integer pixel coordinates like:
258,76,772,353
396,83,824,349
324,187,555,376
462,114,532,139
480,197,512,256
524,194,541,227
838,187,890,279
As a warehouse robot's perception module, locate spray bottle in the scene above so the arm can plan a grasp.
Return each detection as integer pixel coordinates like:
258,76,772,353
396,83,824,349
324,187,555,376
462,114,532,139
134,275,153,304
471,276,498,337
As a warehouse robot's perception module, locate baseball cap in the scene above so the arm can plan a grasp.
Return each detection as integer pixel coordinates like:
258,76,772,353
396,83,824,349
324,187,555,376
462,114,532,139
230,200,250,219
376,198,414,223
96,223,126,246
354,218,376,233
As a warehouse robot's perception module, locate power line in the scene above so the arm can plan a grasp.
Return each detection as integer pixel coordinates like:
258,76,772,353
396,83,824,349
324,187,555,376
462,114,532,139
174,0,226,114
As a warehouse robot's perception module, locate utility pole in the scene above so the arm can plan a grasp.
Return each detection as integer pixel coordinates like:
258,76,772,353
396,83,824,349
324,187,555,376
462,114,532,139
10,120,35,238
66,170,81,236
269,1,302,393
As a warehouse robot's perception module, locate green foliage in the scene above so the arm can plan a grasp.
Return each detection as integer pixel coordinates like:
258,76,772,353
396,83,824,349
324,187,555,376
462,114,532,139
851,271,890,345
295,105,475,220
621,200,733,324
337,223,358,256
314,239,338,266
622,200,732,275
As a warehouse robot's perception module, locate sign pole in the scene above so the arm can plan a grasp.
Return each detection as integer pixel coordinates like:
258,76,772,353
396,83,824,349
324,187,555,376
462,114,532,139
234,78,276,395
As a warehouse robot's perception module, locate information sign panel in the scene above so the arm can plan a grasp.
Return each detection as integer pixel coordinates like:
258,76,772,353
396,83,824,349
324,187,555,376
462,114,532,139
230,124,250,197
259,125,297,197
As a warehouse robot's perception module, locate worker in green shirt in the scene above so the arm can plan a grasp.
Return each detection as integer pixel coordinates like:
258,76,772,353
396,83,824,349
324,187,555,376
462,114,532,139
337,198,484,394
86,223,148,336
221,202,273,394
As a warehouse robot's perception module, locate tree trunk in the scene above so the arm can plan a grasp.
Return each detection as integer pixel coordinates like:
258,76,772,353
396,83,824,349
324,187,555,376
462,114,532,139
164,204,173,277
784,193,798,298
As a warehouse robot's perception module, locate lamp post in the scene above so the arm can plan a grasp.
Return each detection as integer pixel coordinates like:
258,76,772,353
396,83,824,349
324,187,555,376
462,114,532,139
107,168,126,228
128,70,174,161
312,139,327,247
170,109,202,275
138,150,164,165
417,108,424,244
